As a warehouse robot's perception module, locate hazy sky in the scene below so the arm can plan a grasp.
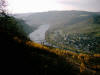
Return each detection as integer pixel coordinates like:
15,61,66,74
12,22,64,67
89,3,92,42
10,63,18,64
7,0,100,13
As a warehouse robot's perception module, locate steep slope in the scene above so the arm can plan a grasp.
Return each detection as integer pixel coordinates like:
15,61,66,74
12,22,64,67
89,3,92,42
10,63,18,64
0,13,80,75
1,13,100,75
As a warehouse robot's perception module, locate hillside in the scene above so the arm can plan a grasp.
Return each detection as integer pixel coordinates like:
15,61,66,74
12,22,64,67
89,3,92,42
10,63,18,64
14,11,99,26
1,29,79,75
0,13,83,75
1,12,100,75
45,12,100,53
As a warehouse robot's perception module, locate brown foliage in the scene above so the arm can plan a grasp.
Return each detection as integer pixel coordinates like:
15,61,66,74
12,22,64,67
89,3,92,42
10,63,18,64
13,36,22,43
80,63,86,72
94,54,100,57
14,36,100,72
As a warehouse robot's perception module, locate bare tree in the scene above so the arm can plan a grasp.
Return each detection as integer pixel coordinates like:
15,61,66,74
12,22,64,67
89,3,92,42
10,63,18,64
0,0,7,13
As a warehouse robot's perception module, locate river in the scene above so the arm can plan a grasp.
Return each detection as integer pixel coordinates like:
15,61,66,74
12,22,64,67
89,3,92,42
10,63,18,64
29,24,49,43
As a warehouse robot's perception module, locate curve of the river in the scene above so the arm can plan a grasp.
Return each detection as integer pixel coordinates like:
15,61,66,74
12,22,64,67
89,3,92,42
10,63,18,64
29,24,49,43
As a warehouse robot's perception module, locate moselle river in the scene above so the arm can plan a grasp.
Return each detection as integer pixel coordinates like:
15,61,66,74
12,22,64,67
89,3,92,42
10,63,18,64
29,24,49,43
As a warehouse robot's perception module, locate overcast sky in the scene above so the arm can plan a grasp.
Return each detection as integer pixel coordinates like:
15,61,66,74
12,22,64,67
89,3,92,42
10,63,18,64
7,0,100,13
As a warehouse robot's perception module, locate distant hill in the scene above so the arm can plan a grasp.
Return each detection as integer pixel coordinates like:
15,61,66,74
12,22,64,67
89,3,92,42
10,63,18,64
13,10,99,26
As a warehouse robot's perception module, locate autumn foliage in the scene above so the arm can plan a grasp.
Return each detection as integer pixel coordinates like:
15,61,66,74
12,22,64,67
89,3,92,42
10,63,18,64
13,36,100,73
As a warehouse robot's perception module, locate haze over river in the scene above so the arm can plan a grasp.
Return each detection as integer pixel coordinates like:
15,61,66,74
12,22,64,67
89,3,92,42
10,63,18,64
29,24,49,43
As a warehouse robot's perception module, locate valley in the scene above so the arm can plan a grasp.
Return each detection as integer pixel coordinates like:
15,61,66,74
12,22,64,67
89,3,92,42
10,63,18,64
0,10,100,75
15,11,100,54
